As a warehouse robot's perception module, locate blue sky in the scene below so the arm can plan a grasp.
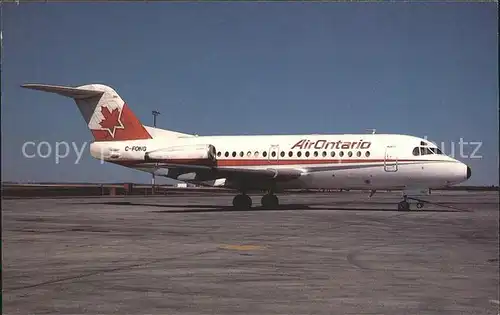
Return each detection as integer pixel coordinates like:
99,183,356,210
1,2,498,186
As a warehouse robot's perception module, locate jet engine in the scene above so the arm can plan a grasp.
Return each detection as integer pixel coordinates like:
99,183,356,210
145,144,217,165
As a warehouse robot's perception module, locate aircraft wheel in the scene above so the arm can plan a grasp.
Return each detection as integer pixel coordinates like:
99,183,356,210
261,194,279,209
233,194,252,210
416,202,424,209
397,201,410,211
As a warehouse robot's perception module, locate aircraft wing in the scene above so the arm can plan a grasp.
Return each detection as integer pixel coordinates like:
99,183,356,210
216,167,303,181
145,163,304,189
160,164,303,181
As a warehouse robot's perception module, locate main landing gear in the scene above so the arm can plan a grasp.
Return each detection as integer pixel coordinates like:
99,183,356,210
261,193,279,209
232,194,252,210
232,192,280,210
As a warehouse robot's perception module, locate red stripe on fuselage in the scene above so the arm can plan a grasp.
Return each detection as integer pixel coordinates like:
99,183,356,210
113,158,440,167
216,159,390,166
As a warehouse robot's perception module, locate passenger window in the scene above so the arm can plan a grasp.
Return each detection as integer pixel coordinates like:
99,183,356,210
348,151,353,157
365,151,370,157
232,152,236,157
225,152,229,157
339,151,344,157
254,151,259,157
356,151,361,157
331,151,335,157
263,151,267,157
289,151,293,157
271,151,276,157
297,151,302,157
314,151,318,157
280,151,285,157
217,151,221,157
305,152,310,157
322,151,327,157
413,147,420,156
240,151,244,157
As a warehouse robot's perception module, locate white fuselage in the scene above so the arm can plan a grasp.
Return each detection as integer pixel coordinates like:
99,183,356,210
89,133,470,191
21,82,473,209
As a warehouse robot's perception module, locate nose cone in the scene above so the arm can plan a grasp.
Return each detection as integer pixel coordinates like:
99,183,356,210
447,162,472,185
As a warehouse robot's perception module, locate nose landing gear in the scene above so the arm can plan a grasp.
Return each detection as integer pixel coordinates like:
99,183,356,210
397,195,410,211
397,194,425,211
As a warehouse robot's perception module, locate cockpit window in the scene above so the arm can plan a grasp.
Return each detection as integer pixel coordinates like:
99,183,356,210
429,147,443,154
414,146,444,156
416,147,441,155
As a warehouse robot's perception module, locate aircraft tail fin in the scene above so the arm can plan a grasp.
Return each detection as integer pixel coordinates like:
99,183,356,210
21,83,153,141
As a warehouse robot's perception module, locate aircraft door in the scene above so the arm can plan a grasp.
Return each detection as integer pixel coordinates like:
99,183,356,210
268,145,280,164
384,145,398,172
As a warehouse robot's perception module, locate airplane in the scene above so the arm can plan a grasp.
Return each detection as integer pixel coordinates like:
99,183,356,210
21,83,472,211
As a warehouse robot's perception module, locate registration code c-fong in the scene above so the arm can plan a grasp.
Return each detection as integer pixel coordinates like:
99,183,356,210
125,146,147,152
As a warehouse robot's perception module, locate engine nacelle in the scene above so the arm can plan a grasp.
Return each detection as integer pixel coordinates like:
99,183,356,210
145,144,217,165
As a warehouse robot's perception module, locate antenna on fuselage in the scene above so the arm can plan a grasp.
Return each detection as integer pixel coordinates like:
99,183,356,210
367,129,376,134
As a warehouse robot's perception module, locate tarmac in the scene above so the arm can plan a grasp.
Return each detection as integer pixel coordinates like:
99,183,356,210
2,191,499,314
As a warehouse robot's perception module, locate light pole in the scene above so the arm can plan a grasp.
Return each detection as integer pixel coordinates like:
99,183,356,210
151,110,160,193
152,110,160,128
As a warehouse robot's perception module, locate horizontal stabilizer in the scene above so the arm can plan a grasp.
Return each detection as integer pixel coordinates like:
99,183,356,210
21,83,153,141
21,84,104,99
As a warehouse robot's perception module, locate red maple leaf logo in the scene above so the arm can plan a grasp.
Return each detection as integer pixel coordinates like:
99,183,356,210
99,106,124,137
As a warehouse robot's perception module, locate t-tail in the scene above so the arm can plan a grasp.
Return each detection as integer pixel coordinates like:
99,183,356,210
21,83,153,141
